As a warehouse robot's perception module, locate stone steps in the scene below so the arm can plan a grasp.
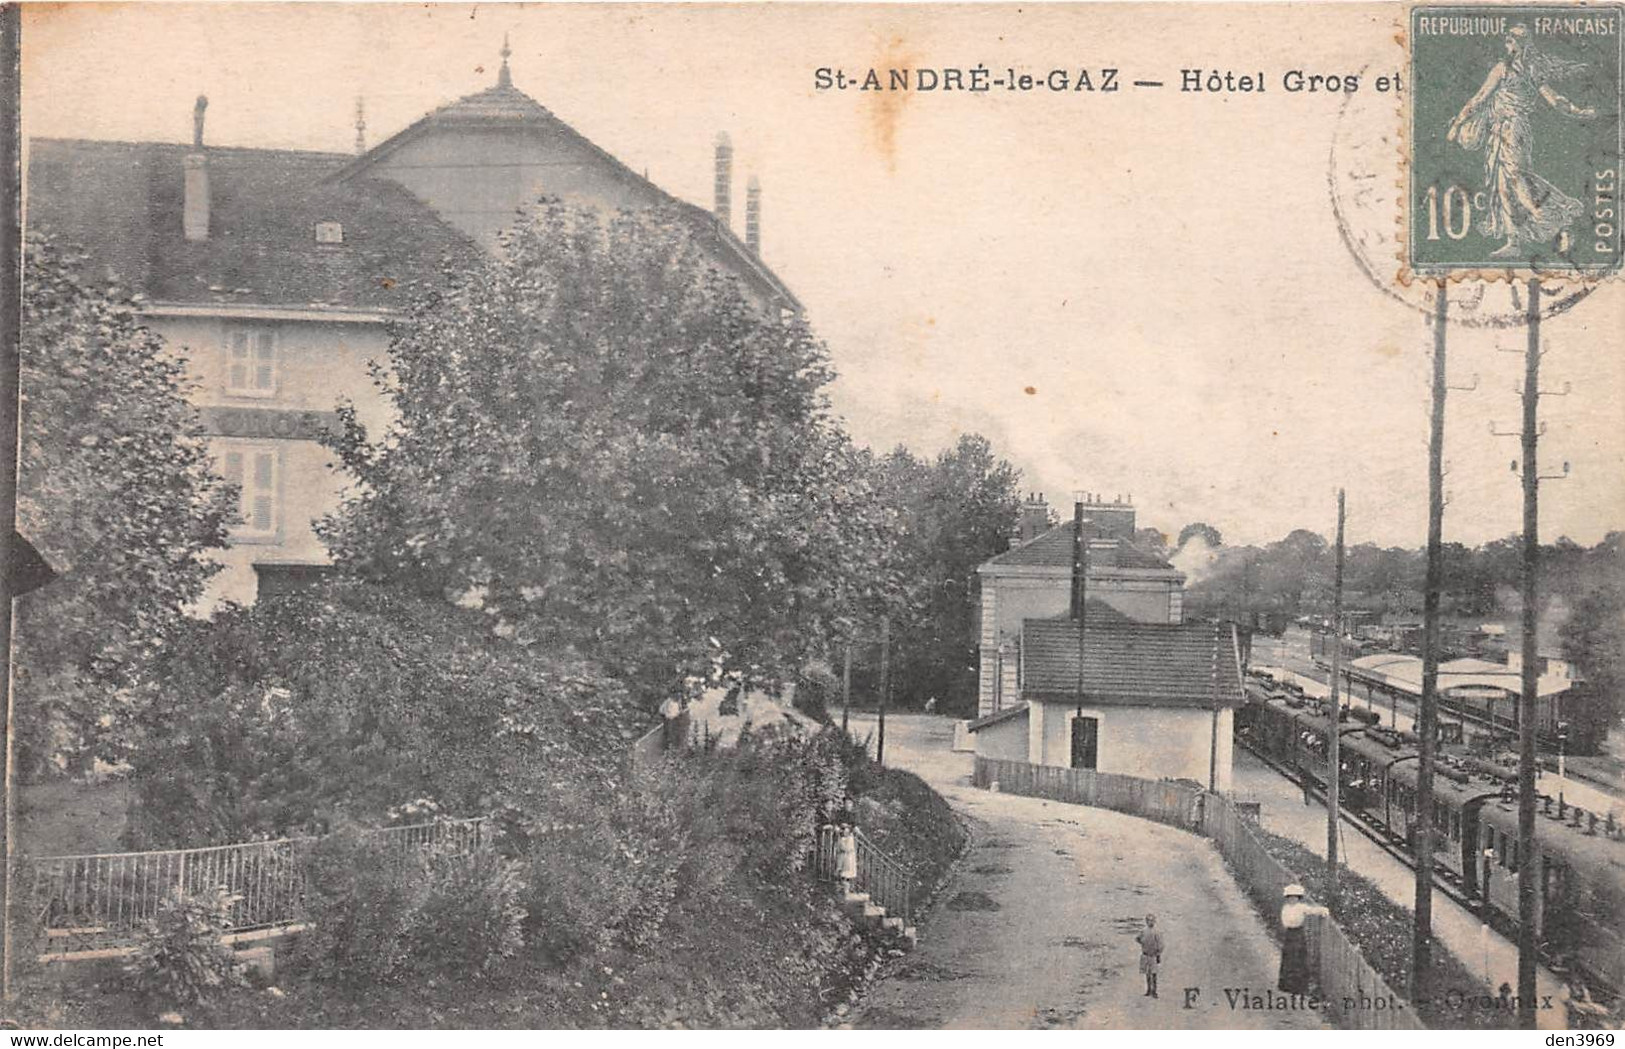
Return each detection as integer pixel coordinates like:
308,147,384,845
839,887,915,950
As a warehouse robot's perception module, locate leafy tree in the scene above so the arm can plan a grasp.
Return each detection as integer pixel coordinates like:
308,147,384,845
1177,522,1223,550
320,203,899,706
16,237,235,776
1134,527,1172,560
875,436,1021,715
1558,533,1624,745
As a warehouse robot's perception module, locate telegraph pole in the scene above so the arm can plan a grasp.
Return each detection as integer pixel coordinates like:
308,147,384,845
1515,280,1541,1030
1327,489,1345,915
877,615,890,766
1413,282,1447,995
1073,501,1090,737
841,642,852,734
1,6,20,1007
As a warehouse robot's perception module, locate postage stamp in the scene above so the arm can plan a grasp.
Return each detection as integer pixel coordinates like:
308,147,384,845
1407,4,1624,279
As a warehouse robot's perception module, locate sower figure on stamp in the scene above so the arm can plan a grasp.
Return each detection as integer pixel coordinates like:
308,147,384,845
1136,913,1164,999
1277,884,1328,994
1447,23,1597,258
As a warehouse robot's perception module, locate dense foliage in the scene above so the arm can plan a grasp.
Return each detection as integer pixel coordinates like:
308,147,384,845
122,886,246,1011
17,237,235,777
126,580,643,847
297,828,527,983
848,437,1022,716
320,203,901,707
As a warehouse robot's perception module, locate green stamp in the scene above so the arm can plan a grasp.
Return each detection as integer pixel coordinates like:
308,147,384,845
1409,5,1623,277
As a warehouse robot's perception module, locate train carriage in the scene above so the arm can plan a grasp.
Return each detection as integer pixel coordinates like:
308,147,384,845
1339,729,1416,824
1479,803,1625,994
1387,759,1502,890
1248,696,1301,764
1289,707,1363,794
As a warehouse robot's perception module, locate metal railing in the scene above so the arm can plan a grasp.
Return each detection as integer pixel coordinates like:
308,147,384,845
815,824,912,925
26,817,488,958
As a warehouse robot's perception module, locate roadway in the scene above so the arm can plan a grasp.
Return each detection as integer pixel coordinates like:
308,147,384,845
843,714,1327,1030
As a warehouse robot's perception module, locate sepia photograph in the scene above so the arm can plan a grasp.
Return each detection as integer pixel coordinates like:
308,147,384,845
1,0,1622,1035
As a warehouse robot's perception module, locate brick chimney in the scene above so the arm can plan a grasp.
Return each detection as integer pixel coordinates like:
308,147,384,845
713,132,733,227
1013,492,1050,546
745,175,761,254
183,95,210,242
1085,492,1136,539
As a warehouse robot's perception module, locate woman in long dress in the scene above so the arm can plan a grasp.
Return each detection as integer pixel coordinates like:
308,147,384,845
1447,24,1597,258
1278,884,1328,994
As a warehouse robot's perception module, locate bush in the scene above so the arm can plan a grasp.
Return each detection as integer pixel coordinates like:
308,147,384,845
122,885,246,1009
126,580,643,848
299,823,529,983
522,774,691,960
296,826,430,983
411,846,528,976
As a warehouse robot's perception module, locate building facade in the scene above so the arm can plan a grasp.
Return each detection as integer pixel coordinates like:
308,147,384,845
27,52,794,607
969,616,1245,791
975,495,1186,717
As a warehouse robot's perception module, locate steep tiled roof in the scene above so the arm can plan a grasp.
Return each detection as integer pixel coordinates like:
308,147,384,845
26,138,479,310
1021,618,1245,708
331,81,800,309
983,521,1179,573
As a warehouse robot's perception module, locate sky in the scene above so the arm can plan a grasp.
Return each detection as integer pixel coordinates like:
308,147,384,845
20,2,1625,549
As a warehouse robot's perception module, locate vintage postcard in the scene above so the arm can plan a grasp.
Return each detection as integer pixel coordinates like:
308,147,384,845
4,1,1623,1037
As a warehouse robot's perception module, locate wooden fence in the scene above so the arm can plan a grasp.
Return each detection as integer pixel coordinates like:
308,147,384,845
974,757,1422,1031
25,817,489,959
972,758,1205,832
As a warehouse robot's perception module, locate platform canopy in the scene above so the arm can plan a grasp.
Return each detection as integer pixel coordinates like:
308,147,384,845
1346,653,1570,700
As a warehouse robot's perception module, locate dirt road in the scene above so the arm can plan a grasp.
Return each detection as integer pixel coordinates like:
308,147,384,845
843,714,1328,1030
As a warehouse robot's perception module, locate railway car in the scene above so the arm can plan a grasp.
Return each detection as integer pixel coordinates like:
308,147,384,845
1338,729,1415,822
1386,759,1504,891
1478,801,1625,994
1289,708,1362,793
1248,696,1301,764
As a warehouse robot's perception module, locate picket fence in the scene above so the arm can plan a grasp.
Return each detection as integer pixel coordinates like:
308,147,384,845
25,817,489,959
974,756,1422,1031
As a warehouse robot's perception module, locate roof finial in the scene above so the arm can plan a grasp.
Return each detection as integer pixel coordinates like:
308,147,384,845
497,33,513,89
353,96,367,155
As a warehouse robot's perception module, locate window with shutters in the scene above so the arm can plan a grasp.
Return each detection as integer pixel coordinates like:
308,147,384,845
224,328,277,397
222,445,280,541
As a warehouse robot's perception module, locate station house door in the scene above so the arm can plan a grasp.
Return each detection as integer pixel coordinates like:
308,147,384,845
1070,715,1099,770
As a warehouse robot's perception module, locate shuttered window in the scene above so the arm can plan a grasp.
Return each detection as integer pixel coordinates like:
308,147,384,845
226,329,277,396
222,446,279,538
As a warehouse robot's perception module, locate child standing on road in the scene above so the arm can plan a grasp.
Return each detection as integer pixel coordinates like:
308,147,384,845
1136,913,1164,999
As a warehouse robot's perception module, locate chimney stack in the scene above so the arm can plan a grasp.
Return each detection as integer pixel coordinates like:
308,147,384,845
745,175,761,254
183,95,210,242
1016,492,1049,545
354,96,367,155
713,132,733,226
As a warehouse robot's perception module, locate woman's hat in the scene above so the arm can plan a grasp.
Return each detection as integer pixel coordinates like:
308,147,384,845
1283,884,1306,898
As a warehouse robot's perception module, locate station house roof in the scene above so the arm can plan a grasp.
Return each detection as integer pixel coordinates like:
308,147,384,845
1021,617,1246,709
